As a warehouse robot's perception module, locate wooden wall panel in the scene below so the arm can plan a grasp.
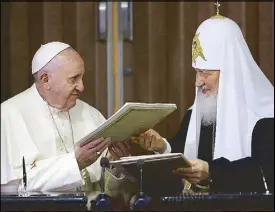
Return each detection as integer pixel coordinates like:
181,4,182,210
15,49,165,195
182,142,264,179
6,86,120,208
259,2,274,84
132,2,150,103
147,2,168,134
28,2,43,83
43,2,63,42
147,2,167,103
1,2,11,102
93,6,108,116
1,2,274,138
197,2,214,24
9,2,30,96
165,2,198,137
180,2,198,112
123,41,134,102
243,2,259,61
63,2,77,49
75,2,97,108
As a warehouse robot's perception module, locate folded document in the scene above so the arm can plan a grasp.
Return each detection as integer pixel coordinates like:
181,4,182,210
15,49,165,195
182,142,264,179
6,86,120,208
109,153,191,182
76,102,177,147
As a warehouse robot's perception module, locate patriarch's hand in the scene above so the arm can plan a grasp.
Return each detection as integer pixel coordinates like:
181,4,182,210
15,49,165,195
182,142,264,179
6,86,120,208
131,129,167,154
173,159,209,184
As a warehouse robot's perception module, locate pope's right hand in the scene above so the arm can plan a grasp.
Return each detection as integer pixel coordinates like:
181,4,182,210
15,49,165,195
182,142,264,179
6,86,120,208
75,137,111,170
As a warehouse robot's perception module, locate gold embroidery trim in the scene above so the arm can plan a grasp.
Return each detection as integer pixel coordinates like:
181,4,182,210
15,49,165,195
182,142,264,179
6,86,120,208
210,14,225,19
192,33,207,64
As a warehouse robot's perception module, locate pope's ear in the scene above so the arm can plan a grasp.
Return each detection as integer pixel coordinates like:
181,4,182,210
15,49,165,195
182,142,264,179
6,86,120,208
40,73,50,90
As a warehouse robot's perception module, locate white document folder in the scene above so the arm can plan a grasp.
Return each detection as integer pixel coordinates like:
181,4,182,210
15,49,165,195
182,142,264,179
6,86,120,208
76,102,177,147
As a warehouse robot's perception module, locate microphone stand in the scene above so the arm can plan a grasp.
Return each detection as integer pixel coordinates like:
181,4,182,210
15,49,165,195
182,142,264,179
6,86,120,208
91,157,112,211
132,159,151,211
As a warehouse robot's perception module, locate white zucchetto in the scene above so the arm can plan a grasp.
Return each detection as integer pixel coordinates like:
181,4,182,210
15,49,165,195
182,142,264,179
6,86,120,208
32,41,70,74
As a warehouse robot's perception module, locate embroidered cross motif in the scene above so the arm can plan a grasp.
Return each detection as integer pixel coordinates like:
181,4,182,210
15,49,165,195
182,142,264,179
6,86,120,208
192,33,207,64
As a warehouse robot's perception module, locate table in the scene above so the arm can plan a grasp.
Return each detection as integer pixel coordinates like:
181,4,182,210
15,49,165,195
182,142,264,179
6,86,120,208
1,192,88,212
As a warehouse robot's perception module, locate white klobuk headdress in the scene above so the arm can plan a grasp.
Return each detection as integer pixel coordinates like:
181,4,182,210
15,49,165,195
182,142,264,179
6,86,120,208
184,12,274,161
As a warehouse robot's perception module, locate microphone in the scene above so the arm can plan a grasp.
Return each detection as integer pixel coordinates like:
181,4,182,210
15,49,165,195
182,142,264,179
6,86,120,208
259,165,271,194
132,159,152,211
91,157,112,211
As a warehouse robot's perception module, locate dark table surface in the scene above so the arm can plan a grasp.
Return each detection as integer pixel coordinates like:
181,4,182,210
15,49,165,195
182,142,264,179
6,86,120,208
1,191,274,211
1,191,88,212
157,192,274,211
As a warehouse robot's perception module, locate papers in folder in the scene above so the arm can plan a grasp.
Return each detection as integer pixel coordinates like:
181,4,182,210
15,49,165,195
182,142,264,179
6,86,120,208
109,153,191,182
76,102,177,147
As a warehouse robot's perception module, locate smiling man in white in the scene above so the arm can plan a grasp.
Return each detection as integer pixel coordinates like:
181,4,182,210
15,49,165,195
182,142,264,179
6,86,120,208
1,42,171,209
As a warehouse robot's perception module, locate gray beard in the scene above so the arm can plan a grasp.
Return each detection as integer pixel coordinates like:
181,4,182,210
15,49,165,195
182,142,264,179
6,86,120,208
197,87,218,126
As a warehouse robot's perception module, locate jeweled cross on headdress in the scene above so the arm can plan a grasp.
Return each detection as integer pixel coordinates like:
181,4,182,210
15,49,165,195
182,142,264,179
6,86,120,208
214,1,221,15
211,0,225,19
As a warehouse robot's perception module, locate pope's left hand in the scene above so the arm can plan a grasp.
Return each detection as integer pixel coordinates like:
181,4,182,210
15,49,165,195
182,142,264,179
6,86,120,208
173,159,209,184
131,129,167,154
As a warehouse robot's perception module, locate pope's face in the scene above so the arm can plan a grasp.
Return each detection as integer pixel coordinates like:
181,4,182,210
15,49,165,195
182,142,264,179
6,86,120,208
46,49,85,111
195,69,220,96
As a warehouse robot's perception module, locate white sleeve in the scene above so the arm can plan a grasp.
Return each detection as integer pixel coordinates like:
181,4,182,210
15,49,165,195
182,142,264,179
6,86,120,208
162,138,172,153
18,152,83,192
1,104,83,191
154,138,171,154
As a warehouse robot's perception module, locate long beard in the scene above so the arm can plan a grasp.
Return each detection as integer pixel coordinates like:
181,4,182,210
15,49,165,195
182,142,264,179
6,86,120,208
197,86,218,126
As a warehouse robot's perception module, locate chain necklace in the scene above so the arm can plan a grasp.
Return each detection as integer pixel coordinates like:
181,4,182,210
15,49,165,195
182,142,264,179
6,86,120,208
47,104,91,191
212,121,216,160
47,104,75,153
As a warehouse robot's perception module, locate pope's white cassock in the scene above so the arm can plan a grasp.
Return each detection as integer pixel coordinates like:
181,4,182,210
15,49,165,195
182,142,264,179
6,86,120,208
1,83,139,204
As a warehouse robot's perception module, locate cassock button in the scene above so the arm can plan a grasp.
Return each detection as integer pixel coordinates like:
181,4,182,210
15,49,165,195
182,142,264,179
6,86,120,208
58,145,64,152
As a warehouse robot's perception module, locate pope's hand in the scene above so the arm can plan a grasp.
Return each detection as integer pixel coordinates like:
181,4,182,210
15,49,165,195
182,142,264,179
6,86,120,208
75,137,111,170
173,159,209,184
131,129,167,154
108,141,131,161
